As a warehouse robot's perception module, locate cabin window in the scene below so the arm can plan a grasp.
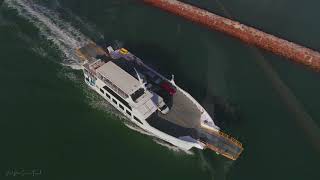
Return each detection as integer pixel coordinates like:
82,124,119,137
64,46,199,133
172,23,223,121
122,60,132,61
105,93,110,99
85,77,89,82
133,116,143,124
112,99,117,104
100,88,104,94
126,110,131,116
119,104,124,110
103,86,132,110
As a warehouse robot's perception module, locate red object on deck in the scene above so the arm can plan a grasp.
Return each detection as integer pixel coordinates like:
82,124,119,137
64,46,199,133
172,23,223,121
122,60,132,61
161,81,176,96
143,0,320,71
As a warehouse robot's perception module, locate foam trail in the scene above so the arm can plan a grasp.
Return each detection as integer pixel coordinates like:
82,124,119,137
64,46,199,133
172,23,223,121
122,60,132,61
124,121,194,155
60,63,84,70
124,122,154,136
61,7,105,40
153,138,194,155
4,0,90,64
4,0,196,157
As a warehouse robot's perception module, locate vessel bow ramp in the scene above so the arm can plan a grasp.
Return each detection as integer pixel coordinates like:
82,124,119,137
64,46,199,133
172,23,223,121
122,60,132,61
157,88,243,160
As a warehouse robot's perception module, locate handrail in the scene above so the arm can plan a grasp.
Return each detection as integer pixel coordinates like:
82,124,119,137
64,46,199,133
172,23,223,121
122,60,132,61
97,72,129,99
202,126,243,147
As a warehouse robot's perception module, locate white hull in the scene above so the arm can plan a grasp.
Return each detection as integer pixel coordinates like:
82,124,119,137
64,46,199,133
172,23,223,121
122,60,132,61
77,43,243,160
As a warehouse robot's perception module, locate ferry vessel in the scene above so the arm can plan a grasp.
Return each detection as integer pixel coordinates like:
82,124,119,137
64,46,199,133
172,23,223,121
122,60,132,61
76,43,243,160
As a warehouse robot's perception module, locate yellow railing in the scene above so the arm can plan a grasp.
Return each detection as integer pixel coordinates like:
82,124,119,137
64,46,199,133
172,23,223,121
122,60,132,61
218,131,243,147
201,124,243,148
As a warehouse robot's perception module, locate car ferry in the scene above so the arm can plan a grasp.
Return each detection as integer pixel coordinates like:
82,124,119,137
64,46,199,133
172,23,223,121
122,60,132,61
76,43,243,160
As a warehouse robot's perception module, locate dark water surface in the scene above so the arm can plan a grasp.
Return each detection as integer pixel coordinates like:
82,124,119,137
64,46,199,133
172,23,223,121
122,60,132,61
1,0,320,179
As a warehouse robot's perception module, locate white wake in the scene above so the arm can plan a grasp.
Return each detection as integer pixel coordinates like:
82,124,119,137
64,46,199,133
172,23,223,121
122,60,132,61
4,0,196,156
4,0,90,65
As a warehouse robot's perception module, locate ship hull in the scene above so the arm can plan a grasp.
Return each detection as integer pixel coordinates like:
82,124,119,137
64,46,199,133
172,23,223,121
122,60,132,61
84,75,204,151
78,43,243,160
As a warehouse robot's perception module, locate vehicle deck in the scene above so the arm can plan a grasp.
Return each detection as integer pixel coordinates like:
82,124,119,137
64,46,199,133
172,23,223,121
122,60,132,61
198,129,243,160
111,57,202,129
158,89,201,128
148,113,242,160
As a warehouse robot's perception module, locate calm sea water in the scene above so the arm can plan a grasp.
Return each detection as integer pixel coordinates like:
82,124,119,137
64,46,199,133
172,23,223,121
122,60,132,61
1,0,320,179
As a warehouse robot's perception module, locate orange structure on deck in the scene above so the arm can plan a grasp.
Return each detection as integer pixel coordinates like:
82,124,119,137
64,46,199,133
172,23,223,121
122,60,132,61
143,0,320,71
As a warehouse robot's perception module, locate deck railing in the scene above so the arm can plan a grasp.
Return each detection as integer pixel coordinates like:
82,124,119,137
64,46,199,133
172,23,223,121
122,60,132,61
97,72,129,99
202,126,243,148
